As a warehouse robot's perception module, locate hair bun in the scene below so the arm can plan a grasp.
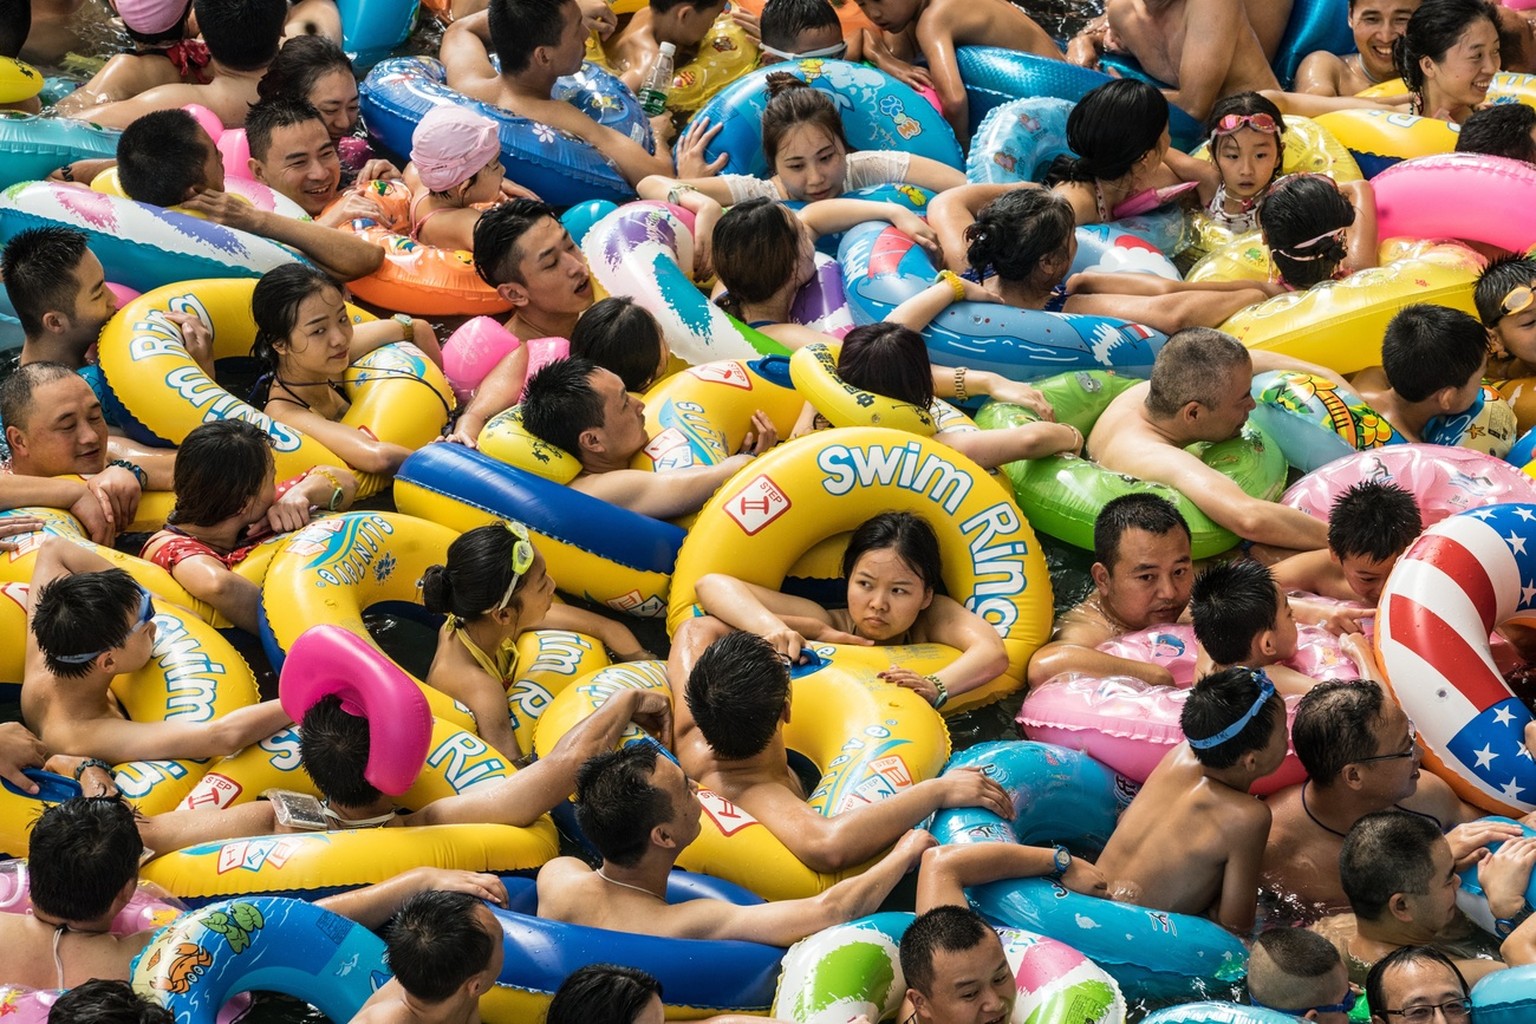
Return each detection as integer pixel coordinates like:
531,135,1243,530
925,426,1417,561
764,71,809,98
420,564,452,614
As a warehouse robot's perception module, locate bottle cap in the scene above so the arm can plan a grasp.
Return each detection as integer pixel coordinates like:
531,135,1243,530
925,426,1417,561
659,42,677,55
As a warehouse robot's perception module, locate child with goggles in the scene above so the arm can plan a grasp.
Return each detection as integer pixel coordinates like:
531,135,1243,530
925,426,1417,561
1475,255,1536,380
1188,92,1287,234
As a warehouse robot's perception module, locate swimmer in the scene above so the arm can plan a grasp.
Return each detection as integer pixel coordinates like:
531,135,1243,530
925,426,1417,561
695,512,1010,707
598,0,727,94
349,891,504,1024
1190,559,1327,697
1396,0,1501,123
48,981,172,1024
1296,0,1420,97
1186,92,1287,235
1094,666,1289,932
421,522,654,761
1364,947,1473,1024
545,966,667,1024
1258,173,1380,290
404,106,510,253
1455,102,1536,163
139,420,357,635
257,35,400,182
1349,304,1489,443
757,0,858,64
568,297,673,393
1248,928,1360,1022
1476,256,1536,378
56,0,209,113
245,98,388,226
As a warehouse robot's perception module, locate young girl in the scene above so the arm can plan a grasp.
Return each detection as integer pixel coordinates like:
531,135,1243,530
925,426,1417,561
1190,92,1287,234
141,419,357,633
250,263,441,476
796,321,1080,467
405,106,508,253
694,511,1008,708
1257,174,1379,290
1395,0,1502,123
420,522,655,760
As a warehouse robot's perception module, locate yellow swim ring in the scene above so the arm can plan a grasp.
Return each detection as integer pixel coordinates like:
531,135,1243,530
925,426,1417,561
0,57,43,104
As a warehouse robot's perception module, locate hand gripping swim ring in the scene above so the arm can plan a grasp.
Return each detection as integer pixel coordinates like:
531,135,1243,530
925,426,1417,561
686,58,962,178
839,222,1170,380
131,897,387,1023
1311,108,1460,178
359,57,652,205
771,911,1127,1024
928,741,1248,1003
95,279,453,498
666,428,1053,709
1282,444,1536,528
1372,152,1536,253
974,371,1286,559
278,625,432,796
534,656,951,900
0,114,120,190
1375,504,1536,817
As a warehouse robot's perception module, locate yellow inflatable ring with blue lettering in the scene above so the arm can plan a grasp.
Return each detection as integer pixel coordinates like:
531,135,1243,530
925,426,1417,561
584,11,758,114
1311,108,1459,177
95,279,454,498
666,428,1051,711
533,656,951,901
787,341,980,437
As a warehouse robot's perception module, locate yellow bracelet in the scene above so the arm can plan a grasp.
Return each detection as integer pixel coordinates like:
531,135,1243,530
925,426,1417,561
307,468,347,511
953,366,969,403
936,269,966,302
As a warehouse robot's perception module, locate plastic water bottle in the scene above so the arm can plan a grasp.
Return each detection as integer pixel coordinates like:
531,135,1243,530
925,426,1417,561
638,42,676,116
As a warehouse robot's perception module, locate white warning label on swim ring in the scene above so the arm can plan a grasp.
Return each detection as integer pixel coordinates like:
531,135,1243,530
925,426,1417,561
698,788,759,836
723,474,791,536
644,427,695,471
686,362,752,389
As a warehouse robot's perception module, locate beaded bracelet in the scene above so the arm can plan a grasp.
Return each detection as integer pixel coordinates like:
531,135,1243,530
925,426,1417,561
74,757,113,780
926,674,949,709
107,459,148,488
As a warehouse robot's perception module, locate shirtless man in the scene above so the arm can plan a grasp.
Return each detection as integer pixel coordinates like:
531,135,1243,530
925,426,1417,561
519,358,775,519
1295,0,1419,97
439,0,675,188
350,891,504,1024
1094,666,1289,933
1088,327,1330,554
536,741,936,942
1026,493,1193,688
1263,679,1525,917
68,0,287,129
668,624,1012,873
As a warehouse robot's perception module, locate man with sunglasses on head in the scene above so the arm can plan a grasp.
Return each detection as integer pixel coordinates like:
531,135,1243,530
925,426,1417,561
1263,680,1529,917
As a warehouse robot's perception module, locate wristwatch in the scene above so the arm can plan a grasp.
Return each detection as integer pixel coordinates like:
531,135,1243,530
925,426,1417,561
1049,844,1072,878
391,313,414,341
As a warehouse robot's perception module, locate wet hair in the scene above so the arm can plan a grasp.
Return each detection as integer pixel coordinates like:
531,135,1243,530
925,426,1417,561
1145,327,1252,419
760,0,840,55
116,108,212,207
1395,0,1501,97
836,323,933,409
1047,79,1169,185
0,0,30,58
31,568,144,678
1381,303,1487,403
761,73,849,168
168,420,275,527
685,630,790,759
546,965,664,1024
1190,559,1281,666
1092,494,1191,570
0,362,81,434
489,0,572,75
1292,679,1386,785
1328,481,1422,562
1248,928,1345,1013
964,188,1076,286
28,798,141,921
48,979,175,1024
299,693,382,807
842,511,943,593
520,357,606,456
249,263,344,373
1180,666,1284,769
1258,175,1354,289
245,96,328,163
712,198,800,317
0,227,91,336
257,34,354,104
1340,810,1443,921
1365,946,1469,1017
574,744,678,866
651,0,722,14
384,890,496,1002
569,297,666,392
1205,91,1287,190
1456,102,1536,163
472,198,561,287
192,0,287,70
421,522,535,621
1474,254,1536,327
899,906,995,997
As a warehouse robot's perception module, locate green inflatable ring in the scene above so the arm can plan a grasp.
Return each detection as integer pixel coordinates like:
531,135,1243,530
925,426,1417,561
975,370,1287,558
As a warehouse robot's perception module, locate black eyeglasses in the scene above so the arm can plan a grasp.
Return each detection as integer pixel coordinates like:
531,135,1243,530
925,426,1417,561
1382,997,1472,1023
1353,720,1418,765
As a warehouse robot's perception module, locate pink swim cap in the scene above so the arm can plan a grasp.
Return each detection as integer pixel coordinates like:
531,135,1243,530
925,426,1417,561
411,106,502,192
112,0,192,36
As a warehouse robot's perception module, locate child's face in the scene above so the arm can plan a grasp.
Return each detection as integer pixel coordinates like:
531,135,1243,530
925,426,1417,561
1336,551,1399,604
1213,125,1280,202
244,466,279,527
852,0,922,35
1494,282,1536,365
1266,583,1299,663
676,0,729,46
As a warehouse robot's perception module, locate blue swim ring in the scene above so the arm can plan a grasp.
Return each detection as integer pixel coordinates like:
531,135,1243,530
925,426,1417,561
1141,1003,1302,1024
337,0,419,71
0,113,121,190
1472,962,1536,1024
837,220,1169,380
359,57,652,206
1273,0,1354,89
967,96,1075,184
684,58,962,178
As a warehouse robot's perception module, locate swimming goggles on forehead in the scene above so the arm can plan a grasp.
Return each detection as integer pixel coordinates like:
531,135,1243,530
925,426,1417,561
1500,284,1536,318
1187,670,1276,749
54,586,155,665
1212,112,1281,137
759,39,849,61
487,520,536,614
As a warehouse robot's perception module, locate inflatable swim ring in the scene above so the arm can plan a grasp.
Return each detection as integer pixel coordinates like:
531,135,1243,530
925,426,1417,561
1141,1004,1299,1024
585,9,757,116
1312,108,1459,178
1271,0,1355,88
338,0,419,70
0,114,120,190
1470,960,1536,1024
533,656,951,900
1372,152,1536,254
975,371,1286,558
1282,444,1536,527
95,278,453,498
359,57,652,206
1375,503,1536,816
0,57,41,105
